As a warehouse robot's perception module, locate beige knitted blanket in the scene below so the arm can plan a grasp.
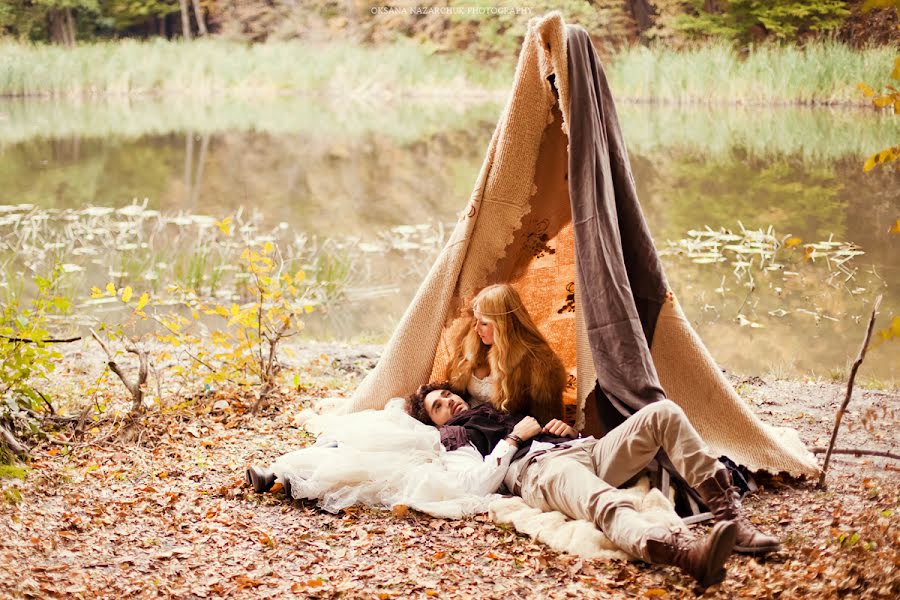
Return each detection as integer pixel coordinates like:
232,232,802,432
348,12,819,478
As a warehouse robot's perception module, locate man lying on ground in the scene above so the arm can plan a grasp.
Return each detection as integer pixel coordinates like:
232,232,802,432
405,382,782,587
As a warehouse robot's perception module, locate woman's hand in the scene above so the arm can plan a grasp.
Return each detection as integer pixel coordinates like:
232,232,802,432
542,418,577,438
511,416,542,442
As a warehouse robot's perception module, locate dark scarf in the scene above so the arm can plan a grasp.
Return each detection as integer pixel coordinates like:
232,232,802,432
439,404,571,462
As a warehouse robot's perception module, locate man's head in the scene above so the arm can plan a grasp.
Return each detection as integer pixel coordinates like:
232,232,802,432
407,382,471,427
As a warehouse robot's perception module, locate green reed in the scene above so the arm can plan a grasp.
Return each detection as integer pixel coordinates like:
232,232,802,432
605,40,896,105
2,37,892,106
0,37,510,98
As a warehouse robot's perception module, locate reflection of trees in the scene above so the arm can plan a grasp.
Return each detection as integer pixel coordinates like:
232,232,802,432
0,138,178,208
183,132,210,209
190,124,493,235
634,149,846,241
0,121,495,235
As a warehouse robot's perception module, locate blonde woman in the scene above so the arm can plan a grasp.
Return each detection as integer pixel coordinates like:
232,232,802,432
445,283,572,433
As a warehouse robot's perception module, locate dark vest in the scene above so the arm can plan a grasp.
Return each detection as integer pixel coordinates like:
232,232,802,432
439,404,571,462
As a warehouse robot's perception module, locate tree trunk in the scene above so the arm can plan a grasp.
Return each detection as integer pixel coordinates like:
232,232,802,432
179,0,192,40
158,14,167,38
628,0,656,35
191,0,208,36
703,0,720,13
64,8,76,46
48,10,68,46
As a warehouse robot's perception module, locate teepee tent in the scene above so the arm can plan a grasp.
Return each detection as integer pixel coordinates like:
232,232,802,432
349,12,819,480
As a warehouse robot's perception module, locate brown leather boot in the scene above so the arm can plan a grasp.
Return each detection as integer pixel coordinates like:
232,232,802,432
644,521,737,588
696,469,781,555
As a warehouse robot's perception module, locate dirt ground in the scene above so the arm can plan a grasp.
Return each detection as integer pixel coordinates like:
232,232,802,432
0,343,897,599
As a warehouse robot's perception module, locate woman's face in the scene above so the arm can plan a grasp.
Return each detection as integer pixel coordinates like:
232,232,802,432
473,309,495,346
424,388,470,426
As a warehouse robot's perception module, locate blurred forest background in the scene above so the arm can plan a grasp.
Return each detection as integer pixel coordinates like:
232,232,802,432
1,0,898,50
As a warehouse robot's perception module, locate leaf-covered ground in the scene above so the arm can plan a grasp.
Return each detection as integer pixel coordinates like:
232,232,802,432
0,344,897,599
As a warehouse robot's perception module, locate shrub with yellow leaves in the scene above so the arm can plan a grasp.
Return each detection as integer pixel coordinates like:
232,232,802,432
89,239,317,414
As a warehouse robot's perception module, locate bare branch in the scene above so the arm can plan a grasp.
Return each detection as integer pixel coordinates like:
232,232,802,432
89,328,113,359
89,329,149,417
0,335,81,344
817,294,883,488
810,447,900,461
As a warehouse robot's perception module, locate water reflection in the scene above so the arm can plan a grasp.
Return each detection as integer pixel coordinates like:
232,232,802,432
0,97,896,381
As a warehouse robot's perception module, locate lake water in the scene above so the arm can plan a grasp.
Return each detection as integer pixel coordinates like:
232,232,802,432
1,96,897,382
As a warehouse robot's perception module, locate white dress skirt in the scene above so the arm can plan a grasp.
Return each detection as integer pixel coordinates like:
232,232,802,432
269,399,500,518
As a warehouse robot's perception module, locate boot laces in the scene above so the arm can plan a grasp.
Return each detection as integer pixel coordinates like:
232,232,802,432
667,529,697,552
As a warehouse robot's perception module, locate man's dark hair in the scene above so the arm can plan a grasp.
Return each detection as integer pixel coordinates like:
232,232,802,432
406,381,465,426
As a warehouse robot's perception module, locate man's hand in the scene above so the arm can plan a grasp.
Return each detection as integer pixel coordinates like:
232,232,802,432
511,416,542,442
542,418,577,438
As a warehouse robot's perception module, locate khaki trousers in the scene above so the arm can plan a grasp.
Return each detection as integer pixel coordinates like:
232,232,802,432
517,400,721,560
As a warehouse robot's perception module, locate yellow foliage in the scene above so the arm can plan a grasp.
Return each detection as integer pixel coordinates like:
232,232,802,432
784,236,802,248
135,292,150,314
878,316,900,342
857,82,875,97
90,286,103,298
864,146,900,172
214,217,233,236
161,318,182,333
121,286,133,303
105,282,116,296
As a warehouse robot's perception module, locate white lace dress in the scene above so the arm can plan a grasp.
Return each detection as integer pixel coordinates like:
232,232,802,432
467,373,494,406
269,399,501,518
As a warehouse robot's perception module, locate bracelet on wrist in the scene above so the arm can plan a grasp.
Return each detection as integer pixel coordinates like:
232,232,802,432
505,434,524,446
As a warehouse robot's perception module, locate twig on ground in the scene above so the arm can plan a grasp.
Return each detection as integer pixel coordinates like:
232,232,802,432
817,294,883,488
35,390,55,415
811,447,900,461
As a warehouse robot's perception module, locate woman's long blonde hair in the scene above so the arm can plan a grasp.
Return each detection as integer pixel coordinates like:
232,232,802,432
445,284,565,424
